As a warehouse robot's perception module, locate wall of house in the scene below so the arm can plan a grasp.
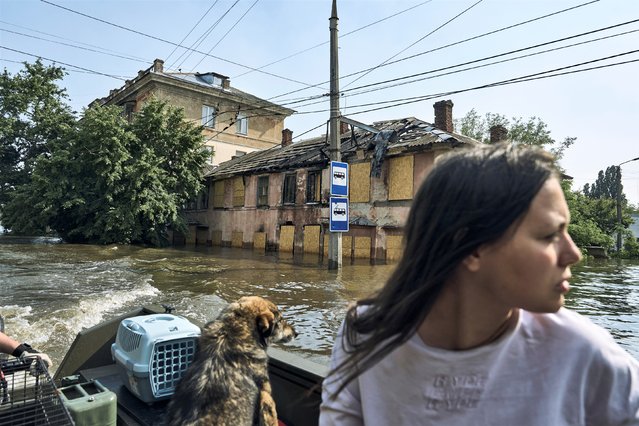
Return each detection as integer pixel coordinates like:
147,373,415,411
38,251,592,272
183,150,440,263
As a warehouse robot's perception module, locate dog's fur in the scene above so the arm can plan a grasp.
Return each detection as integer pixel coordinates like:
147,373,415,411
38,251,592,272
166,296,296,426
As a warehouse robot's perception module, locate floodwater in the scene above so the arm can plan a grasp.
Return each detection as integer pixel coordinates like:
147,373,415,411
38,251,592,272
0,239,637,376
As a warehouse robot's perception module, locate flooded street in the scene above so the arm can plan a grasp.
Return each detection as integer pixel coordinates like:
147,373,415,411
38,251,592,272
0,240,637,376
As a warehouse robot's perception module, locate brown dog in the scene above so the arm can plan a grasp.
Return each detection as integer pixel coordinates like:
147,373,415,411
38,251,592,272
166,296,297,426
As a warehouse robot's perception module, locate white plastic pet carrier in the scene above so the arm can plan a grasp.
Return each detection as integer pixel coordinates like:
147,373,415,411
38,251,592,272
111,314,201,403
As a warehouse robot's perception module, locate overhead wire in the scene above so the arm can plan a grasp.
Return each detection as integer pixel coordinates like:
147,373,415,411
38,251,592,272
0,19,149,62
278,22,639,110
0,28,149,64
39,0,323,91
232,0,434,79
190,0,261,72
266,0,602,102
174,0,240,71
165,0,219,64
342,0,484,89
0,45,128,81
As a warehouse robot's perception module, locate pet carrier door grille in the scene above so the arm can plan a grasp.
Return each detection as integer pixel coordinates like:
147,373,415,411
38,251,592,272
150,338,197,398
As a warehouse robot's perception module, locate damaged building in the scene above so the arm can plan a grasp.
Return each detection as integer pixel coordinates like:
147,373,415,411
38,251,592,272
180,100,480,263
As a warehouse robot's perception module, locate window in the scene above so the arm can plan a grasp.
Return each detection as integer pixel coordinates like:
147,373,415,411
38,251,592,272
282,173,296,205
236,113,248,135
306,170,321,203
198,185,209,210
204,146,215,164
257,176,269,207
213,180,225,208
123,102,135,122
202,105,216,128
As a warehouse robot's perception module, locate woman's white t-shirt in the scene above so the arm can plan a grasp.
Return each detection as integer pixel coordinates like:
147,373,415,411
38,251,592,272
320,308,639,426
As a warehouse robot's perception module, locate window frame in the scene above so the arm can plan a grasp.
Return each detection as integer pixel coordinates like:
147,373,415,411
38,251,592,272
236,113,248,135
282,173,297,205
202,105,216,128
306,170,322,203
257,176,269,208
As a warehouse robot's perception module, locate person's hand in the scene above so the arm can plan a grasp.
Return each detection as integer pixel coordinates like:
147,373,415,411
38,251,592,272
19,351,53,369
12,343,53,369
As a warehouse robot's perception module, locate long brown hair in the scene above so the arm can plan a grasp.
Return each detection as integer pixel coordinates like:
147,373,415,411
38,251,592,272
325,143,558,395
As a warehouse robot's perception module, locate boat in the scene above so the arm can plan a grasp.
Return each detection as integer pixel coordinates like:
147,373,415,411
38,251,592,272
49,304,327,426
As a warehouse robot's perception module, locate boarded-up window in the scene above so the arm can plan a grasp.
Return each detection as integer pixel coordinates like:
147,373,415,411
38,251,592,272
306,170,321,203
233,177,244,207
303,225,321,253
350,162,371,203
282,173,296,205
280,225,295,253
388,156,414,201
257,176,269,207
213,180,225,208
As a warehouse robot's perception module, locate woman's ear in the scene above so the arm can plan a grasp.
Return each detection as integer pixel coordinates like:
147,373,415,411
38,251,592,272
462,248,482,272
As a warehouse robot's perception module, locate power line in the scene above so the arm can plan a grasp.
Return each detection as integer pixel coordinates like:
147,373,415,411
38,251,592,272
0,45,127,81
281,21,639,110
266,0,601,102
342,0,484,89
165,1,219,63
174,0,240,71
232,0,434,79
190,0,261,72
39,0,322,91
0,19,149,62
0,28,149,64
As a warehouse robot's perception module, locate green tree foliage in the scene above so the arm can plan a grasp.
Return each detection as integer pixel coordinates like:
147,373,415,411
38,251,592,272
582,166,624,202
562,180,615,251
455,109,576,160
2,100,208,245
0,60,75,208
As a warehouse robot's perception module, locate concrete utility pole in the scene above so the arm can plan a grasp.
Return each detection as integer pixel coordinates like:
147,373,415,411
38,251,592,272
328,0,342,270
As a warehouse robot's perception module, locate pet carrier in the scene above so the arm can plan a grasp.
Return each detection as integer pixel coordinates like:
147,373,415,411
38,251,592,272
0,356,75,425
111,313,200,403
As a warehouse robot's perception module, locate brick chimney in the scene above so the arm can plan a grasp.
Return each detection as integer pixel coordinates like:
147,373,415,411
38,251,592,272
222,78,230,89
433,100,454,133
282,128,293,147
340,120,350,135
153,58,164,73
490,125,508,143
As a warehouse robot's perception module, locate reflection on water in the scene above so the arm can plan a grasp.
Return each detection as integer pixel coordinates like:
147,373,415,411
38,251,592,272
0,241,636,375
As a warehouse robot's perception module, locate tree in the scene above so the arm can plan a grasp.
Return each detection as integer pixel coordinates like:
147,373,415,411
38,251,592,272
2,100,208,245
583,166,624,202
0,60,75,209
454,109,576,160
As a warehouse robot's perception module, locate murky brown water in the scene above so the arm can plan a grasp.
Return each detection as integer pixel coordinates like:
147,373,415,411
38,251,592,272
0,239,636,375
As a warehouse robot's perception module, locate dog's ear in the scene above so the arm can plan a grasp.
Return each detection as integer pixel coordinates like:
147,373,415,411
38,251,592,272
256,311,275,338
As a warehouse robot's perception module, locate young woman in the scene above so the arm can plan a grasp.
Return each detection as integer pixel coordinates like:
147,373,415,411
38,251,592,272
320,143,639,425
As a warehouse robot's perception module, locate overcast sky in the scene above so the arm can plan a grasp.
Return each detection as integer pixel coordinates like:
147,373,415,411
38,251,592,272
2,0,638,203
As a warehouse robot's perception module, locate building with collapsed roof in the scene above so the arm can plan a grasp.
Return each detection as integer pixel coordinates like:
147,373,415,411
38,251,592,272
90,59,295,166
179,100,482,263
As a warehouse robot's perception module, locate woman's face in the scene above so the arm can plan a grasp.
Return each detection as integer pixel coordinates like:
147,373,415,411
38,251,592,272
475,177,582,313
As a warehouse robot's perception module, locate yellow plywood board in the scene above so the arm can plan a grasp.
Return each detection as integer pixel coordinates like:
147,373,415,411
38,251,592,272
233,177,244,207
253,232,266,250
231,231,243,248
303,225,321,253
354,236,371,258
323,234,352,257
386,235,403,261
280,225,295,252
349,162,371,203
186,225,197,245
388,156,414,201
213,180,225,208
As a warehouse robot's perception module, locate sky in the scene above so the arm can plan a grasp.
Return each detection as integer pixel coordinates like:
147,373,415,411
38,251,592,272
1,0,639,203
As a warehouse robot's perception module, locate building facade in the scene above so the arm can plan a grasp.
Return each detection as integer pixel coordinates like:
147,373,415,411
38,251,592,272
180,101,480,263
92,59,295,165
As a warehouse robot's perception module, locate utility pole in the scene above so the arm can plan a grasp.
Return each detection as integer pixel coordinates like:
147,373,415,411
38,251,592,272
328,0,342,270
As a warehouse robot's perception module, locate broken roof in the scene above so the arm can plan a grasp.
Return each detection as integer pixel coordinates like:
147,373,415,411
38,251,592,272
207,117,479,179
